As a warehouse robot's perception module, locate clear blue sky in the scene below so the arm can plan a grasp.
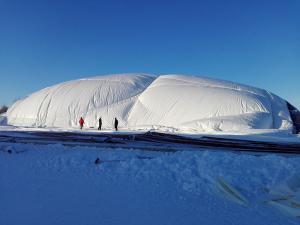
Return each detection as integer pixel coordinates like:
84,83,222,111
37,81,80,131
0,0,299,107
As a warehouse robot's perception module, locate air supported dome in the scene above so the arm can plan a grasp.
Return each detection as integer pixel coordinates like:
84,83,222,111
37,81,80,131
7,73,293,132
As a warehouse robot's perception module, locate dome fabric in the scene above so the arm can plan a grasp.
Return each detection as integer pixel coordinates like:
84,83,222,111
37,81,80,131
7,74,293,132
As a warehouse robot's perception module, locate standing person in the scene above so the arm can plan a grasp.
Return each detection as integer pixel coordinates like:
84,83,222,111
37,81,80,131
79,117,85,130
114,118,118,131
98,117,102,130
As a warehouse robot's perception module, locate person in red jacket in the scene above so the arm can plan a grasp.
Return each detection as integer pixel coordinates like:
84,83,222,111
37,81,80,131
79,117,85,130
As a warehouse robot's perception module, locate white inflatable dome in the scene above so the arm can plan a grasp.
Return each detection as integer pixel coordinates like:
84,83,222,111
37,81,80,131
7,73,293,132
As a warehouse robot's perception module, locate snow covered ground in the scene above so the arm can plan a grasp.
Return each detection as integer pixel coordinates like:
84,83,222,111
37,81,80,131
0,127,300,225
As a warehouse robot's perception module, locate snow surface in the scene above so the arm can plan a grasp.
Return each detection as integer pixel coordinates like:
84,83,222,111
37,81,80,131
6,74,293,133
1,125,300,224
1,140,300,225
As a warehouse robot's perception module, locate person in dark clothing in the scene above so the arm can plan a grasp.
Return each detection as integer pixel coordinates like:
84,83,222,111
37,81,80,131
95,158,101,165
98,117,102,130
79,117,85,130
114,118,118,131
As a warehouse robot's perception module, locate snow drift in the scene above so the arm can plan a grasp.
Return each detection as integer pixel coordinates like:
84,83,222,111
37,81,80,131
6,73,293,132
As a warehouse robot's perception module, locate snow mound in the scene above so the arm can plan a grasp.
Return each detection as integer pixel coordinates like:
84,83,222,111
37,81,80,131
6,73,293,132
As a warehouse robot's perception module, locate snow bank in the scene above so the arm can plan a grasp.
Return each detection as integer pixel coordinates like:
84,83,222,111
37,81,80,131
7,74,293,132
1,142,300,225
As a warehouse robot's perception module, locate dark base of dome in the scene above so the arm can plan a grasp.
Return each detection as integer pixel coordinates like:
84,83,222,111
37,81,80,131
286,101,300,134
